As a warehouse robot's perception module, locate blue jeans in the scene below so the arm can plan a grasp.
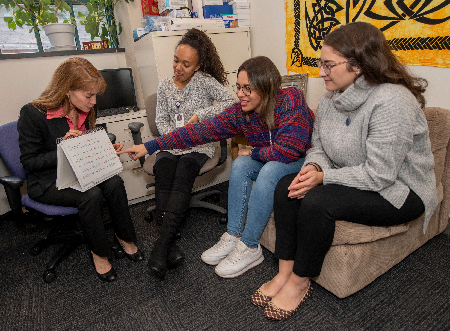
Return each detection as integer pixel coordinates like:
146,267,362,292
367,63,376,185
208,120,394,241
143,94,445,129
227,156,305,248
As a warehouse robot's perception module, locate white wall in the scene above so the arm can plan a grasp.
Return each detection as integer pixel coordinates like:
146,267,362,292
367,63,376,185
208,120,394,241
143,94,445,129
0,52,127,127
249,0,450,110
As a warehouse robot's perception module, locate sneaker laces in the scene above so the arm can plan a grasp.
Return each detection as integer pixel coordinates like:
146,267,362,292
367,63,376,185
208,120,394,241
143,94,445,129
210,234,234,253
225,243,249,265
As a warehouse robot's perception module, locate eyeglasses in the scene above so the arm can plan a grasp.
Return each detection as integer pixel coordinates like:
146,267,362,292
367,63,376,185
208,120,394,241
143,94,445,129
316,59,348,75
232,84,253,96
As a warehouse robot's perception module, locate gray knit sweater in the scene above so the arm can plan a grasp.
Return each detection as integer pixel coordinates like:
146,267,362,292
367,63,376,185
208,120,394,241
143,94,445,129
305,77,437,233
155,71,235,158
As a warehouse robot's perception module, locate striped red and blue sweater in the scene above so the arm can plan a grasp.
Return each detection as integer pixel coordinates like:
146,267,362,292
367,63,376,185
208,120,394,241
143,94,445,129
144,87,315,164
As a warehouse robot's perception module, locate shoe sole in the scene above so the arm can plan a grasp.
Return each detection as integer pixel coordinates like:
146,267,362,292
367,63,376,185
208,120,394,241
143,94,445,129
201,256,224,266
215,255,264,278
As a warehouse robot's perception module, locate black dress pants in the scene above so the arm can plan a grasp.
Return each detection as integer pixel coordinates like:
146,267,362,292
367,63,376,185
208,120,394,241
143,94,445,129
34,175,137,258
273,173,425,278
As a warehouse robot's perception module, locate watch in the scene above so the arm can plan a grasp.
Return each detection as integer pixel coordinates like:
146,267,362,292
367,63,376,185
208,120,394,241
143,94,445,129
248,146,254,156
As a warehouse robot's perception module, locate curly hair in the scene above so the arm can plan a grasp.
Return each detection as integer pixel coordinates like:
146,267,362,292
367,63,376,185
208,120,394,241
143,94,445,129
238,56,282,130
32,57,106,128
177,28,228,86
324,22,427,108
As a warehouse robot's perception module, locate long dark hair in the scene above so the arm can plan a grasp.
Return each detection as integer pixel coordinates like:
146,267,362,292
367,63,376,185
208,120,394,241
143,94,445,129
177,28,228,86
324,22,427,108
238,56,282,130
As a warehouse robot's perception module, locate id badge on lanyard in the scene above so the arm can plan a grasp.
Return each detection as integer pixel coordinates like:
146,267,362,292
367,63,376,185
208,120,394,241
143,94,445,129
175,101,184,128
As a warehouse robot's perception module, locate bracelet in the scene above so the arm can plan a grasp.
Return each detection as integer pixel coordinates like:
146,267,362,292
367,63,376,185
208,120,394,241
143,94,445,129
308,162,322,172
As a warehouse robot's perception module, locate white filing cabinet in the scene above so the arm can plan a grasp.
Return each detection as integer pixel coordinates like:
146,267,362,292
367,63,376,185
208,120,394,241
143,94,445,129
96,110,154,202
134,27,251,100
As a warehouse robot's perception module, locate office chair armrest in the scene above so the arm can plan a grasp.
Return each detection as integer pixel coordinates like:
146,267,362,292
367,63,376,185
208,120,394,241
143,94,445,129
128,122,145,167
0,176,24,213
217,140,228,167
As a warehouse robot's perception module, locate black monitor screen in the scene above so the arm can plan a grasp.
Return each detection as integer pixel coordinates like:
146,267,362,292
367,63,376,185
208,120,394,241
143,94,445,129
97,68,137,111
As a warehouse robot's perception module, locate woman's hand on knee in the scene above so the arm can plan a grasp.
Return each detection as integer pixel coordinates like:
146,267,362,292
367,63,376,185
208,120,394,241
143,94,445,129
287,167,323,199
237,149,251,157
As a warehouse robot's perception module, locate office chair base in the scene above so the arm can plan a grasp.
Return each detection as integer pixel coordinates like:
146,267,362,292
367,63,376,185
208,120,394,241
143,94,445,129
145,189,227,225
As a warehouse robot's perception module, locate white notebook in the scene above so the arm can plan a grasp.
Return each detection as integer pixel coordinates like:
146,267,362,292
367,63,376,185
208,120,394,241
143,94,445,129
56,127,123,192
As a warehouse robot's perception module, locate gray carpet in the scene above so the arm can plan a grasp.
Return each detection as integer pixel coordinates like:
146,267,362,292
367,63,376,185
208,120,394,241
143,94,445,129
1,181,450,331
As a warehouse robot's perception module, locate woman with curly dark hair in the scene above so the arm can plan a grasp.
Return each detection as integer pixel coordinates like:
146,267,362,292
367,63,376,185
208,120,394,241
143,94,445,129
148,28,235,279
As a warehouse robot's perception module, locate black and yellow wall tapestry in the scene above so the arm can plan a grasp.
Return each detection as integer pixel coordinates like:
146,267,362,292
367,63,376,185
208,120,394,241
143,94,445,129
285,0,450,76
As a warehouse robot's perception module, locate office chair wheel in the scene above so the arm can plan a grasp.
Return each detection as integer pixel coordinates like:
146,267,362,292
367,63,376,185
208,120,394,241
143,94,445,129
144,212,153,223
30,245,43,256
43,270,56,283
216,215,227,225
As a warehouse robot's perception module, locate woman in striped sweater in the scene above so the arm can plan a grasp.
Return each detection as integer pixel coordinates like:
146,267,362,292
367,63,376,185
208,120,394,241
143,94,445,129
121,56,315,279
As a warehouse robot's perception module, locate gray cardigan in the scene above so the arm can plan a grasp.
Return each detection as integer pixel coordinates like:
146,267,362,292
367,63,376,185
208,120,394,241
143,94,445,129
155,71,235,158
305,77,437,233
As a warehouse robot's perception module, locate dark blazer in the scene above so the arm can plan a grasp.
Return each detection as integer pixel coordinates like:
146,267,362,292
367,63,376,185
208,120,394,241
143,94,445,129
17,103,92,199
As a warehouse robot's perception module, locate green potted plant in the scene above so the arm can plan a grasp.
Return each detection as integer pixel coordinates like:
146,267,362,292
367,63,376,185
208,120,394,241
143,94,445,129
78,0,133,48
1,0,77,50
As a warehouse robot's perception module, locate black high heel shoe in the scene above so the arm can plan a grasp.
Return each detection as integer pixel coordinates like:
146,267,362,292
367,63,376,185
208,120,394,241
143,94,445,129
90,253,117,282
114,237,144,262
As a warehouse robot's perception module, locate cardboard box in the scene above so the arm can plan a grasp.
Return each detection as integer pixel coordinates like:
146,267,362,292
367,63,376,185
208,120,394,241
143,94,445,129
158,0,188,13
222,14,238,28
203,3,232,19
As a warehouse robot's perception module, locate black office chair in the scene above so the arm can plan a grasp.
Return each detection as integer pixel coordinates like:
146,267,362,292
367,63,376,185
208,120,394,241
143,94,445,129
0,121,120,283
128,93,228,225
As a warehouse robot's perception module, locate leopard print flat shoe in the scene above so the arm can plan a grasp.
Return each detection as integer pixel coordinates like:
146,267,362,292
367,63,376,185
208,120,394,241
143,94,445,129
251,284,273,307
264,281,313,321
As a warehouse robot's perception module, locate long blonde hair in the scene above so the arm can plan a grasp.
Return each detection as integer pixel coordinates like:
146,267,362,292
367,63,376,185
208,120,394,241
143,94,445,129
32,57,106,128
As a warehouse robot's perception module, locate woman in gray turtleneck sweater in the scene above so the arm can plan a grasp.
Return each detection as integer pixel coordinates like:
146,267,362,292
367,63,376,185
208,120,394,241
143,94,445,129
252,22,438,321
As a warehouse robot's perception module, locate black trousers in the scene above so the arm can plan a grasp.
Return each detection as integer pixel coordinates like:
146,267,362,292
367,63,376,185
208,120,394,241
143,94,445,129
34,175,137,258
153,151,209,220
273,173,425,278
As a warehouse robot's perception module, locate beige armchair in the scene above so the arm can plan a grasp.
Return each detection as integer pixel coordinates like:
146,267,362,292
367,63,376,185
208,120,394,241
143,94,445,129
259,106,450,298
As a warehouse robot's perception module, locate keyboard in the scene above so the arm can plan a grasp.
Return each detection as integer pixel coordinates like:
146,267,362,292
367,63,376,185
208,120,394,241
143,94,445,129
96,106,139,118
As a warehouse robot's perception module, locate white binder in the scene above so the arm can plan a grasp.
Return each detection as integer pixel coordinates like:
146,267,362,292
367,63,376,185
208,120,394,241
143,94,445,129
56,127,123,192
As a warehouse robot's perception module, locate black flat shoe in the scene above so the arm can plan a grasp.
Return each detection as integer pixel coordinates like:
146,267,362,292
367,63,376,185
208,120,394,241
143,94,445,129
114,237,144,262
110,239,125,259
97,266,117,282
125,248,144,262
167,243,185,270
90,253,117,282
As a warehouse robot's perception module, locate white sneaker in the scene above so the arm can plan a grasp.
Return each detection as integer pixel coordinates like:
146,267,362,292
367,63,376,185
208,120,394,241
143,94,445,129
201,232,240,265
215,241,264,278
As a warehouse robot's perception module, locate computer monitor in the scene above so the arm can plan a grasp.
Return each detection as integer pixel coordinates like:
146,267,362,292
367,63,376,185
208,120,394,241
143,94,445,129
96,68,138,116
